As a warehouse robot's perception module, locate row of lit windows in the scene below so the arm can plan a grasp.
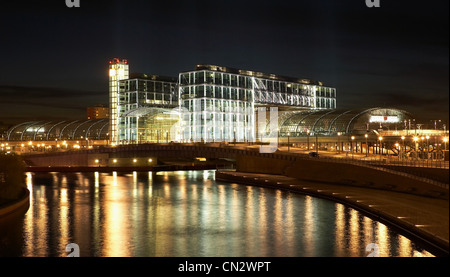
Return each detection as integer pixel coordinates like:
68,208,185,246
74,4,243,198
183,98,252,113
315,98,336,109
179,70,336,96
120,79,176,94
181,85,253,101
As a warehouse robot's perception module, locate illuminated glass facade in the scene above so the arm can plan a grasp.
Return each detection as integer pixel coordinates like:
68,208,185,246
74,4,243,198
117,74,178,143
179,65,336,142
109,61,337,144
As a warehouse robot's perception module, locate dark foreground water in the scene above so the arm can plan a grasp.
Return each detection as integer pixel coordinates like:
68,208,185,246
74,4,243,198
0,170,433,257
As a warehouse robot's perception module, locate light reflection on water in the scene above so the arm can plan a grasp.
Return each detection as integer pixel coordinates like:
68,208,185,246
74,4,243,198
1,170,434,257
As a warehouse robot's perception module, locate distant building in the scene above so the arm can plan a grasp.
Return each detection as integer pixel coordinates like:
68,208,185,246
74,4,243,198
87,105,109,120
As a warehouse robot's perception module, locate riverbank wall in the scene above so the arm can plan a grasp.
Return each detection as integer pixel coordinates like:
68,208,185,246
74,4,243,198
236,155,449,199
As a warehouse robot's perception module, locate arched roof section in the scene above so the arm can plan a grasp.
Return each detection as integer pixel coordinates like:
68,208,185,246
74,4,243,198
279,108,414,137
7,121,36,140
20,121,48,141
5,119,110,141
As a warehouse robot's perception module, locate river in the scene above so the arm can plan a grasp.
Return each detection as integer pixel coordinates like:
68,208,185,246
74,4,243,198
0,170,433,257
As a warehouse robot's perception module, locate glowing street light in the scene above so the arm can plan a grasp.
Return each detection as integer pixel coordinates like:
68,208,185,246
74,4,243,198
364,134,368,157
351,136,355,159
378,136,383,156
401,136,405,159
337,132,341,154
307,129,310,150
444,137,448,151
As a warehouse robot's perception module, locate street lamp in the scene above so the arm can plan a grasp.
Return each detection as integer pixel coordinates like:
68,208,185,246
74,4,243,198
401,136,405,160
413,136,419,160
307,129,310,151
351,136,355,159
443,137,448,151
287,132,290,152
378,136,383,157
337,132,341,154
364,134,368,157
421,136,425,159
426,135,430,159
395,143,399,160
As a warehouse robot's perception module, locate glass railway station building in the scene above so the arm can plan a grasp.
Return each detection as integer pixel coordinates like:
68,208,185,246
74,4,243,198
5,58,435,151
108,60,339,145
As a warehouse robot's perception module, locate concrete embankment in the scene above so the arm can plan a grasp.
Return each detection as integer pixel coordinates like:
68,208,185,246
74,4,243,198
236,155,448,199
216,155,449,256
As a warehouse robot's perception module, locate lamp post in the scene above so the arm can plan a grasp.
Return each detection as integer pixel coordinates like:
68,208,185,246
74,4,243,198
365,134,368,157
337,132,341,154
395,143,399,160
287,132,290,152
307,129,310,151
426,135,430,160
443,137,448,151
351,136,355,160
421,136,425,159
401,136,405,160
413,136,419,160
378,136,383,160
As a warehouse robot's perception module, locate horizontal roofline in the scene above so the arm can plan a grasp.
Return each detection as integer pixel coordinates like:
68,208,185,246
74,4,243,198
187,64,324,86
127,73,177,82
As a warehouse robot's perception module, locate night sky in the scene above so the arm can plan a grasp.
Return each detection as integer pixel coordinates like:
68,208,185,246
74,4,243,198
0,0,448,125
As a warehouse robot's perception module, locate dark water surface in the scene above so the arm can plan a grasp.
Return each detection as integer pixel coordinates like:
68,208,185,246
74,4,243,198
0,170,433,257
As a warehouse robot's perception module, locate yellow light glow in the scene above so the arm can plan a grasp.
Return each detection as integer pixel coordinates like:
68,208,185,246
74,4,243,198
413,136,419,142
113,159,117,163
133,159,137,163
378,137,383,141
109,68,116,76
444,137,448,142
148,159,152,162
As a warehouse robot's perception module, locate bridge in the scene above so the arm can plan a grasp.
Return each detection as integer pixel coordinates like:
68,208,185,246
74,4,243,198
21,143,448,187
